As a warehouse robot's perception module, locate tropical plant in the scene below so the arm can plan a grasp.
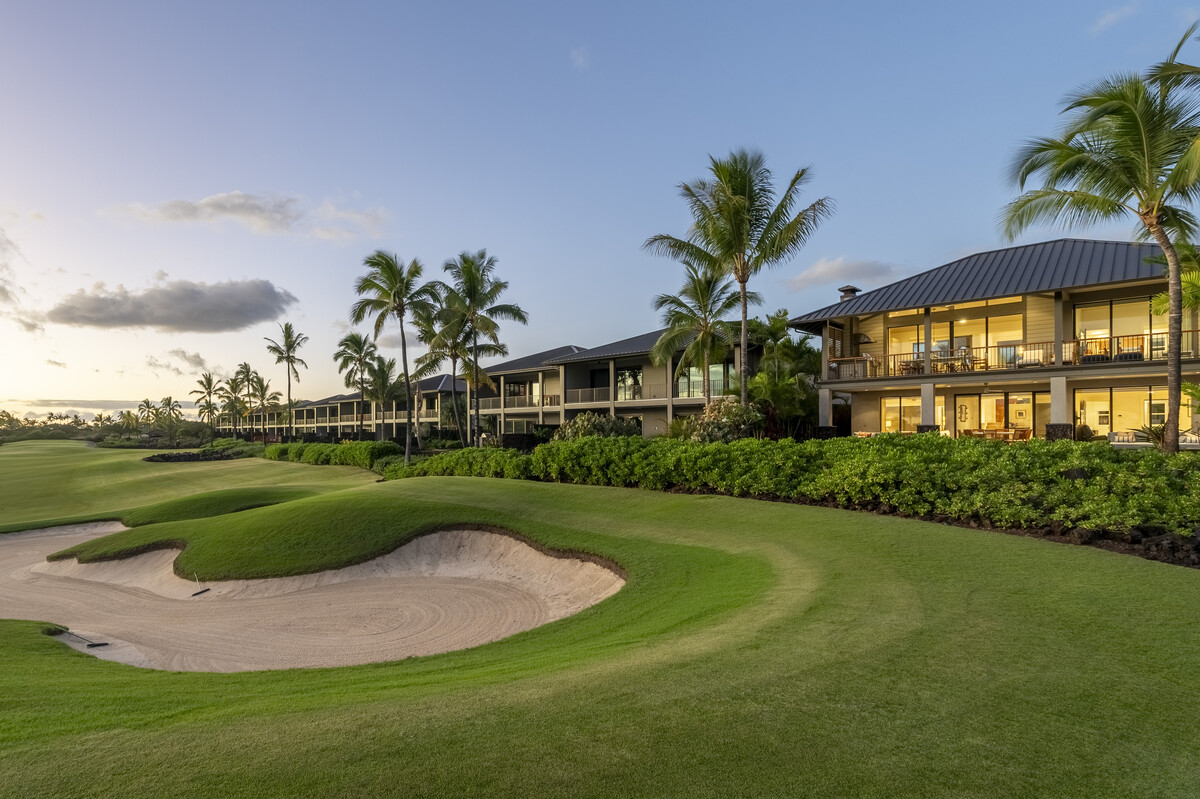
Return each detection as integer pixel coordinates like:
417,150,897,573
189,372,220,439
747,310,822,437
219,376,245,436
351,251,441,463
248,374,281,441
333,332,378,439
362,356,407,441
651,262,755,402
136,398,156,437
159,396,183,446
644,149,834,405
118,409,139,439
440,249,527,446
264,322,309,440
234,362,257,426
1003,68,1200,453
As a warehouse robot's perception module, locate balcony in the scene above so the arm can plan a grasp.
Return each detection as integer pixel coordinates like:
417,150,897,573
615,383,668,401
565,387,610,404
674,378,728,400
825,332,1200,381
478,397,502,411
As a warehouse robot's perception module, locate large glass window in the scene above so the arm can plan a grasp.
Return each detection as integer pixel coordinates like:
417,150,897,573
1035,393,1051,438
1076,386,1193,436
987,314,1023,368
887,325,923,356
880,396,945,433
615,368,643,401
1007,392,1033,430
1076,389,1111,436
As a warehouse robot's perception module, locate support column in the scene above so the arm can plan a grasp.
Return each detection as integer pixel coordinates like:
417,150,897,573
820,322,830,381
665,354,675,423
818,388,832,427
499,375,506,435
538,371,545,425
1046,375,1073,440
558,365,567,422
920,382,936,428
608,360,616,416
1053,291,1064,366
922,308,932,376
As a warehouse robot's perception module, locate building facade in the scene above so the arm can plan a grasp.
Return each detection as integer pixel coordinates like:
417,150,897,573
791,239,1199,439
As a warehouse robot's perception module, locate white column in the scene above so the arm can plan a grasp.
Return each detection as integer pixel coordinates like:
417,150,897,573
819,388,832,427
1050,376,1069,424
538,371,545,424
923,308,932,375
820,323,830,381
608,360,616,415
499,375,506,434
1053,291,1064,366
666,354,674,423
921,382,936,426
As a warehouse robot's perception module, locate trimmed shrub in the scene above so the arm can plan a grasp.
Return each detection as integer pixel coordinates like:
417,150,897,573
263,443,290,461
301,443,336,465
383,447,531,481
553,411,642,441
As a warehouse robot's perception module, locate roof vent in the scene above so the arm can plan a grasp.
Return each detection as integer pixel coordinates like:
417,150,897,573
838,285,861,301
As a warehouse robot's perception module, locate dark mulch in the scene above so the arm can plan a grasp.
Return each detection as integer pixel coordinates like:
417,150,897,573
143,451,238,463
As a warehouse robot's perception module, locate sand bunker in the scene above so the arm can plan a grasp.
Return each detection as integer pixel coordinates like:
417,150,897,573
0,522,624,672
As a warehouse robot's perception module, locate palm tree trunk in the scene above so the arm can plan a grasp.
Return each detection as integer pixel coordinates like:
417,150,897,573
450,355,465,446
473,330,480,447
703,355,711,403
359,377,366,441
400,318,414,464
286,368,292,441
1149,223,1183,453
739,281,749,405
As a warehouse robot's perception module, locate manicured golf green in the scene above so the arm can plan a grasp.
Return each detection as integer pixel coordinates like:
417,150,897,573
2,441,1199,798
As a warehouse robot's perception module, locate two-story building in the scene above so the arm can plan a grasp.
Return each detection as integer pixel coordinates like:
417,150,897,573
791,239,1199,439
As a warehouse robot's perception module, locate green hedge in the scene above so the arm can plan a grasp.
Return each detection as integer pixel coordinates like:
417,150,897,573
265,440,401,470
383,435,1200,535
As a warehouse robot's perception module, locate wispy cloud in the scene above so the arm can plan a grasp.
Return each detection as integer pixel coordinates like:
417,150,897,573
1089,4,1138,35
145,355,185,377
115,191,386,239
167,349,209,371
787,257,899,292
46,279,298,332
45,359,66,368
570,46,589,70
0,227,43,333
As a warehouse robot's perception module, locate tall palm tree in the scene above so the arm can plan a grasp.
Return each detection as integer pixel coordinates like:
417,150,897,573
220,376,245,436
651,263,757,403
644,149,833,405
334,332,378,440
118,410,139,440
160,396,183,447
196,398,220,442
264,322,309,441
351,251,440,462
190,372,219,439
441,250,527,446
235,362,256,432
415,289,506,446
247,374,281,441
137,398,156,438
363,356,407,441
1003,74,1200,452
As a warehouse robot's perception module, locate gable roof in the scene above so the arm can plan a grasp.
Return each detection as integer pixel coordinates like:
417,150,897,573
544,329,670,364
292,375,465,407
485,345,586,375
790,238,1163,334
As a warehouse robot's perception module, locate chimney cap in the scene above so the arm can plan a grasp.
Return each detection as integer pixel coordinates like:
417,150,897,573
837,284,861,301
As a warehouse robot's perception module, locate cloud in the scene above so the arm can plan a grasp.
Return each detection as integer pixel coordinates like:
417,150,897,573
116,191,385,239
0,227,43,333
46,279,297,332
569,46,589,70
787,257,899,292
9,398,142,411
45,359,66,368
377,329,418,350
167,349,209,371
1089,4,1137,34
145,355,184,377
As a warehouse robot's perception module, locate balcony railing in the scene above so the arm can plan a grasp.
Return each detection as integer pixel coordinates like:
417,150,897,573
504,395,538,409
674,378,728,399
565,387,610,404
478,397,502,410
542,394,561,407
826,331,1200,381
614,383,668,401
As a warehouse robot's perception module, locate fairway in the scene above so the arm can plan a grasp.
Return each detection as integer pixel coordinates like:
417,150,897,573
2,442,1200,797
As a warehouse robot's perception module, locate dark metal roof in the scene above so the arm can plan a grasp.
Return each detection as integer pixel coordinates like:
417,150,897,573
789,238,1163,334
294,375,465,407
544,329,670,364
485,345,586,375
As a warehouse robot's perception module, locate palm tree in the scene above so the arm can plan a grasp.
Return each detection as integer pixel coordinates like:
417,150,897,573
137,398,156,438
415,289,506,446
196,398,219,442
118,410,139,440
363,356,407,441
190,372,219,440
651,263,757,403
264,322,309,441
644,149,834,405
160,396,183,447
1003,74,1200,452
247,374,281,441
234,362,256,432
334,332,378,440
351,251,440,462
441,250,528,446
220,376,245,436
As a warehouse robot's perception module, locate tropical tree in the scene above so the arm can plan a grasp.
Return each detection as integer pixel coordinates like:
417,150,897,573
351,251,440,462
196,399,219,442
651,262,756,403
137,398,156,437
441,250,527,446
190,372,219,439
118,410,139,439
220,376,245,436
644,149,834,405
264,322,309,441
362,356,407,441
159,396,183,446
747,310,822,437
247,374,281,440
414,290,506,446
234,362,256,429
1003,73,1200,452
334,332,378,439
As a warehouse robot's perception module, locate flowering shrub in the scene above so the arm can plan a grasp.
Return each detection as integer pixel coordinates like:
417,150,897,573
552,411,642,441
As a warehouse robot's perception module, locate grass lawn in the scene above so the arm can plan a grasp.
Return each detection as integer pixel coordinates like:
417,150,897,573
2,441,1199,797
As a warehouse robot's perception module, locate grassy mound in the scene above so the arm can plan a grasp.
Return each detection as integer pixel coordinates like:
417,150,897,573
117,486,322,527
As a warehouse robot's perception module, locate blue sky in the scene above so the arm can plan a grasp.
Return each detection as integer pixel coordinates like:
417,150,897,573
2,1,1195,418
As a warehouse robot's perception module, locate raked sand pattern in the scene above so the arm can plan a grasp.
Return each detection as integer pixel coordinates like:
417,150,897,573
0,522,624,672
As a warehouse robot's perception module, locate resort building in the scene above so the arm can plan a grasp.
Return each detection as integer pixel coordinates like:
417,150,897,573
480,331,752,436
790,239,1198,439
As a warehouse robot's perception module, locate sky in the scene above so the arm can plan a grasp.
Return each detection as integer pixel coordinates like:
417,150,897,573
2,1,1197,420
